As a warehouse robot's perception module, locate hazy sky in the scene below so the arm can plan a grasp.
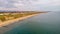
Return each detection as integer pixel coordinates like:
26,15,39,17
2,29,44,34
0,0,60,11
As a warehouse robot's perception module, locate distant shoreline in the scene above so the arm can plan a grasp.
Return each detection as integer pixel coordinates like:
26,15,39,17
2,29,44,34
0,11,47,13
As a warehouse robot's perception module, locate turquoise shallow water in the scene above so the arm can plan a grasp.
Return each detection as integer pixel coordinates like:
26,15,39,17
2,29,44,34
4,12,60,34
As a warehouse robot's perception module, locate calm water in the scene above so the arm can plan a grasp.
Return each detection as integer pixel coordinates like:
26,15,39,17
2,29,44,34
5,12,60,34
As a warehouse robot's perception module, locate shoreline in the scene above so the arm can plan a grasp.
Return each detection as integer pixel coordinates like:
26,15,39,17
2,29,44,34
0,13,40,34
0,14,39,27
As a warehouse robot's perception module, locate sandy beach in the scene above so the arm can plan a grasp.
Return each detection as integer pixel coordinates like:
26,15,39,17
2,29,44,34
0,13,40,34
0,14,39,27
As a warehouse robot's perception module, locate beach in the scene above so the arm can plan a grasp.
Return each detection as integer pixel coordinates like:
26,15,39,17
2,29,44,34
0,13,41,34
0,14,39,27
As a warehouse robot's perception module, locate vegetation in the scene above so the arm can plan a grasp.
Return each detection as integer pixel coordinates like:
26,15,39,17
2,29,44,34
0,12,40,22
0,15,5,21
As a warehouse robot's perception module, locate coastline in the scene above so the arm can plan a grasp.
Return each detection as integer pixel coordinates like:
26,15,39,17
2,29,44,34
0,14,39,27
0,13,40,34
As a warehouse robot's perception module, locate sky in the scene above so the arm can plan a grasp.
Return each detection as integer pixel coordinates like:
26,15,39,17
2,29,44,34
0,0,60,11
